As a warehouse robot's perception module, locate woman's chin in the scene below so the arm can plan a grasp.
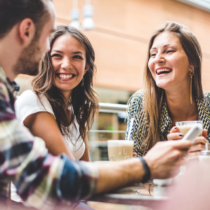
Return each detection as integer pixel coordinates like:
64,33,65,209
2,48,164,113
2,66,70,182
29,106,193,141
155,81,172,90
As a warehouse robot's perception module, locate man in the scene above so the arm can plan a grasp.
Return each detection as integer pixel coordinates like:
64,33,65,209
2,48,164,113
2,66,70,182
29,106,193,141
0,0,191,209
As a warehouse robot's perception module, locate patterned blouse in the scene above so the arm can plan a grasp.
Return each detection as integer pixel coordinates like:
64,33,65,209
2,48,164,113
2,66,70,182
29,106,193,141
125,90,210,156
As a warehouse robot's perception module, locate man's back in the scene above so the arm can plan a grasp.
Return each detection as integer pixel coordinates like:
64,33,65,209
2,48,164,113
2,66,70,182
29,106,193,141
0,68,98,208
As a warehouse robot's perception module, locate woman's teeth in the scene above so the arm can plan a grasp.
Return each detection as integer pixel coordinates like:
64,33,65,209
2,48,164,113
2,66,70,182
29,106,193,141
157,69,172,75
58,74,73,79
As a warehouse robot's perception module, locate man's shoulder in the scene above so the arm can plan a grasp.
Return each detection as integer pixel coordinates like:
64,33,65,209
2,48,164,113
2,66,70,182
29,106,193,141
0,70,14,99
0,80,9,94
0,73,16,120
0,78,12,104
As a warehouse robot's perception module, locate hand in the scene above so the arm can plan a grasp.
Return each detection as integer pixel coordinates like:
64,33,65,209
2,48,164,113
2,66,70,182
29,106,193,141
168,127,208,157
167,126,183,140
144,140,191,179
133,152,137,157
188,129,208,157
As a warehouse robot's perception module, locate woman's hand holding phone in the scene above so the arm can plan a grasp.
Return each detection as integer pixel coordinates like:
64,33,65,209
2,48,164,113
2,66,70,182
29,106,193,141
168,126,208,157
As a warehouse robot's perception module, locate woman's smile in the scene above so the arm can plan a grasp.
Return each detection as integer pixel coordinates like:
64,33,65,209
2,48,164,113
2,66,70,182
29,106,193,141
51,33,87,96
156,67,172,76
56,73,75,81
148,31,190,90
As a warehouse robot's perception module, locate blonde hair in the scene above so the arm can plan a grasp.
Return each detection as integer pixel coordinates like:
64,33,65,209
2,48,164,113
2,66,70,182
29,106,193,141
142,21,203,154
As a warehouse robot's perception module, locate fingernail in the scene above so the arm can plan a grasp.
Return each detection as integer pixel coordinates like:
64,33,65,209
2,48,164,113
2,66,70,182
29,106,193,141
179,134,183,137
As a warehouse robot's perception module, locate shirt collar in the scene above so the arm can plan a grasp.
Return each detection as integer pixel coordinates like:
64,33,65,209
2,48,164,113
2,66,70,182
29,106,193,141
0,67,20,95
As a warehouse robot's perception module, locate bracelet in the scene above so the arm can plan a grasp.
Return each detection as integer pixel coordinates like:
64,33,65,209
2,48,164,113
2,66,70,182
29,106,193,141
138,156,151,183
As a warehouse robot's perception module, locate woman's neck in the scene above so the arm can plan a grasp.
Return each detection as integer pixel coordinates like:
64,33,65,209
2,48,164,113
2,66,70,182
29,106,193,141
165,87,198,126
63,93,72,125
61,90,72,110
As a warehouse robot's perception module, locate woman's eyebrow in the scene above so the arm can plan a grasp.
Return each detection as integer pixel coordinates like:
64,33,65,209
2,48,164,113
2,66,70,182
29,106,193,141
51,50,63,54
150,44,176,51
72,51,84,55
51,50,85,55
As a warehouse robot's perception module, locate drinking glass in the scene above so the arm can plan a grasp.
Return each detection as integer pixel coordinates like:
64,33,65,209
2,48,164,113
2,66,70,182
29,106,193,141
107,140,134,161
175,121,203,136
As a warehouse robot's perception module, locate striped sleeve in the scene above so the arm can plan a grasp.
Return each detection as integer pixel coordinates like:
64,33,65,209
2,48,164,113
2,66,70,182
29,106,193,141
0,76,98,209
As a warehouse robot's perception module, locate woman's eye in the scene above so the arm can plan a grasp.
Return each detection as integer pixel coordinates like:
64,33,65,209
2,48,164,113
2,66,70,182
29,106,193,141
51,54,61,58
166,50,175,54
73,55,83,59
150,53,156,57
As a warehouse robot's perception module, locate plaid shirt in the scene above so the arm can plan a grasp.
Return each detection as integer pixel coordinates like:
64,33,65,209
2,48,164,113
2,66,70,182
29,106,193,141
0,69,98,209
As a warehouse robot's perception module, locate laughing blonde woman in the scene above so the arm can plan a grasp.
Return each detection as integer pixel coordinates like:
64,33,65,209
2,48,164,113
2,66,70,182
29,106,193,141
126,21,209,156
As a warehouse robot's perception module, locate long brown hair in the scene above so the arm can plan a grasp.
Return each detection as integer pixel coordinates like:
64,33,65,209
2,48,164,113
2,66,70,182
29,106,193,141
142,21,203,154
32,25,99,141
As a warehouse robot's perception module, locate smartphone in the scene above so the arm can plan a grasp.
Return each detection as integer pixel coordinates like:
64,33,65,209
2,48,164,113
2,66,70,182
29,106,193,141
182,125,203,143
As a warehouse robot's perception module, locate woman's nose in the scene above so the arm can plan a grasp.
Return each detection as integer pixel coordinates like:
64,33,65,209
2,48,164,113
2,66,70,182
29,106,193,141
61,57,72,69
154,52,165,64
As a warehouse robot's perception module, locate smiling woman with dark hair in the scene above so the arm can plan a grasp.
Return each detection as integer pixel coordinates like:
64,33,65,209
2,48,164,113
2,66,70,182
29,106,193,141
15,25,99,161
126,21,209,157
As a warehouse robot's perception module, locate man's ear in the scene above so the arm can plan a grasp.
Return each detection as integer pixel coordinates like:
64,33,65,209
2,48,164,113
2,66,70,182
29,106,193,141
18,18,36,46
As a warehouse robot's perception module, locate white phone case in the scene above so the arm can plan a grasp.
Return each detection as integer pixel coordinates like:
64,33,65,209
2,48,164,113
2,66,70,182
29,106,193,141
182,125,203,143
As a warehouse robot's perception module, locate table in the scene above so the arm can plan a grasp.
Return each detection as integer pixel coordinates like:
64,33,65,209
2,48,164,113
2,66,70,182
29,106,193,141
90,193,167,207
89,183,168,208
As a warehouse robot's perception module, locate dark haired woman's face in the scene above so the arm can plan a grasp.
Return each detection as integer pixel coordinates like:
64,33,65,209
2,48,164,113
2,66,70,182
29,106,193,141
148,31,192,92
50,34,87,98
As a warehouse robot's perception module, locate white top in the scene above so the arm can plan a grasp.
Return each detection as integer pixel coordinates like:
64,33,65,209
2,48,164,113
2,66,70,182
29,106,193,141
15,89,85,160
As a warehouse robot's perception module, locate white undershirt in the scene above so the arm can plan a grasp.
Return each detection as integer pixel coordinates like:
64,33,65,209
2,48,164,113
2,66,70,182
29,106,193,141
13,90,86,202
15,89,85,160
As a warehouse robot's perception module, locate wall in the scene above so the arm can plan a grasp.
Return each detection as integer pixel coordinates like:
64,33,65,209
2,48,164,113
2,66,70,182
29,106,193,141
53,0,210,92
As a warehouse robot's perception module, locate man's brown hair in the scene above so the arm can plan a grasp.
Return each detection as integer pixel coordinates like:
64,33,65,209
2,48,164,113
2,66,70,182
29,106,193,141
0,0,51,39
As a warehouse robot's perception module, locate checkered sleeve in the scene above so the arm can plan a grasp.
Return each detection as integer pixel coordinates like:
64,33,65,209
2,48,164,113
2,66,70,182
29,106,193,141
0,77,98,209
